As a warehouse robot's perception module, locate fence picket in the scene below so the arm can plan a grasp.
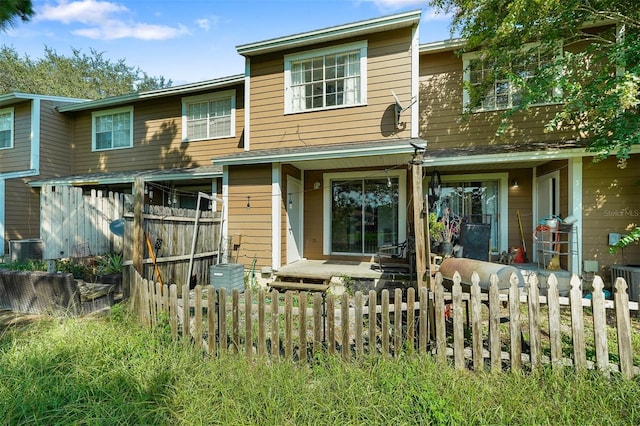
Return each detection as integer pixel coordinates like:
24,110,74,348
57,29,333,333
509,274,522,371
591,276,610,377
129,268,638,378
527,274,542,369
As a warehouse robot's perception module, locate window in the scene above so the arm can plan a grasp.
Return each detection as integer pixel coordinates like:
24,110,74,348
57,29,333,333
429,173,508,253
285,41,367,114
463,44,559,111
324,170,406,255
0,107,14,149
182,90,235,142
92,107,133,151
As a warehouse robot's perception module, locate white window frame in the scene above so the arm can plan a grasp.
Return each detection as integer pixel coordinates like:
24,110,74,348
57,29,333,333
0,107,14,150
182,90,236,142
322,169,406,256
462,43,562,112
284,41,368,114
91,106,133,151
437,173,509,254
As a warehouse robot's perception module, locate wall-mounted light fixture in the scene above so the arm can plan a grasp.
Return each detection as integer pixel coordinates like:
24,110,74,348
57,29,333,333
313,181,321,190
512,179,519,188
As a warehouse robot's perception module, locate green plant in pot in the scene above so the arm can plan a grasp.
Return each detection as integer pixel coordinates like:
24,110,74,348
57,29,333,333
428,212,446,248
97,252,124,291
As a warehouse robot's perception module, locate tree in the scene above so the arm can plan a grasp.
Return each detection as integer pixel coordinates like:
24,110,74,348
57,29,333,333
430,0,639,163
0,46,172,98
0,0,34,31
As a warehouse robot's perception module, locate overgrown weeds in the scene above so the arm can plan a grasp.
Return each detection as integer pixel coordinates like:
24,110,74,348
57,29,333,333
0,310,638,425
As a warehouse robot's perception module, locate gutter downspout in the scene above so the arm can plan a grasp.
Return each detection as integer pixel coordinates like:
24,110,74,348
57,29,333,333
0,98,41,254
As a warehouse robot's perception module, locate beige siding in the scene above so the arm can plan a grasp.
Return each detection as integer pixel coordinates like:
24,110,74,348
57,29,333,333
419,51,578,149
248,27,414,151
70,85,245,174
39,100,74,177
0,101,31,173
227,165,272,269
582,155,640,272
4,178,40,244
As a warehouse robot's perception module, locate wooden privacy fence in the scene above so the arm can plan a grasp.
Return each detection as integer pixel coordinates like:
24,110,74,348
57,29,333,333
41,185,125,259
131,269,639,378
123,205,223,287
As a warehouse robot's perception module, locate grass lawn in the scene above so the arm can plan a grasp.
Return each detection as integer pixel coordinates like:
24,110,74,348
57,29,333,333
0,304,639,425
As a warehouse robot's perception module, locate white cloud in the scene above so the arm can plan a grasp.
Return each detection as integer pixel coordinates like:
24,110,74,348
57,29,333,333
356,0,452,21
37,0,188,40
196,18,210,31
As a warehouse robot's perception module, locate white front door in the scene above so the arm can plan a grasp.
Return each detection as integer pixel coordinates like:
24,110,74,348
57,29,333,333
537,171,560,223
286,176,302,264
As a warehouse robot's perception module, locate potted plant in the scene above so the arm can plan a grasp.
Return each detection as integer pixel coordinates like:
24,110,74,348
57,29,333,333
428,212,446,249
96,252,123,292
438,208,462,257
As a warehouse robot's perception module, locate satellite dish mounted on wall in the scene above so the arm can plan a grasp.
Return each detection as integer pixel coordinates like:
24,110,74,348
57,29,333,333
391,90,417,130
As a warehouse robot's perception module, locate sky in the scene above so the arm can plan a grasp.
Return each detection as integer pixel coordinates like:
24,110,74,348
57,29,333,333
2,0,455,86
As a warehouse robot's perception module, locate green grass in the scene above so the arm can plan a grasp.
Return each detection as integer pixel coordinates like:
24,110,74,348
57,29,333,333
1,306,639,425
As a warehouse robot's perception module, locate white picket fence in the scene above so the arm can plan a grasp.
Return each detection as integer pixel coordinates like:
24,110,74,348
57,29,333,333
40,185,125,260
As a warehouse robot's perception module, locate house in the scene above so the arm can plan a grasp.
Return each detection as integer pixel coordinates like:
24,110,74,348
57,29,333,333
0,93,85,258
2,10,636,285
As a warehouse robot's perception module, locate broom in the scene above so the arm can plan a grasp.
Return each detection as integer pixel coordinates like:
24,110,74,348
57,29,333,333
547,228,561,270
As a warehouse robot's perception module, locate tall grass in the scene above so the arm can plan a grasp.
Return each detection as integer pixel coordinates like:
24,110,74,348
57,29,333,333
0,306,638,425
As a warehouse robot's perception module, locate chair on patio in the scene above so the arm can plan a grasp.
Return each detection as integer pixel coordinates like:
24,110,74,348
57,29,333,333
374,236,415,275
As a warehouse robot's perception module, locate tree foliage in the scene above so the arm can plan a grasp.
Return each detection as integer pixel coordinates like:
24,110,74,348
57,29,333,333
0,45,172,99
0,0,34,31
430,0,639,163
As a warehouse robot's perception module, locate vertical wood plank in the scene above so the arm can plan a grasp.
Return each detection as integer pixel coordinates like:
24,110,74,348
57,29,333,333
355,291,364,358
232,289,240,354
207,285,217,356
341,292,350,361
271,290,280,361
508,273,522,371
590,277,609,376
547,274,563,371
313,293,323,355
406,287,415,355
299,292,308,364
394,288,402,358
369,290,377,355
419,287,428,355
258,289,266,359
285,291,293,360
453,273,465,369
489,274,501,372
527,274,541,369
569,275,586,371
245,288,253,360
169,284,178,341
194,285,203,350
471,273,483,372
218,288,227,354
614,277,634,379
434,273,446,363
182,283,190,342
381,289,390,357
327,294,336,355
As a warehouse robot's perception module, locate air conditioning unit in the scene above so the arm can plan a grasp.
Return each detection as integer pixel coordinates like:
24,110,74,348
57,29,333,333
611,265,640,302
9,239,44,262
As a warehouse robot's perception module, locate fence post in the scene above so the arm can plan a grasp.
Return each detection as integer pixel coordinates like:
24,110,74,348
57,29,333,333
547,274,563,371
488,274,501,372
569,275,587,371
591,276,610,377
527,274,542,369
470,272,483,372
508,273,522,372
614,277,634,379
452,272,465,369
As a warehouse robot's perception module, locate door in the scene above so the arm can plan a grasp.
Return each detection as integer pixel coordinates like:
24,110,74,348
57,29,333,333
286,176,302,264
536,171,560,262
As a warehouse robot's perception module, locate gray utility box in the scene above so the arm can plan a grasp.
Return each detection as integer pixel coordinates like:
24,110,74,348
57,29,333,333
210,263,245,293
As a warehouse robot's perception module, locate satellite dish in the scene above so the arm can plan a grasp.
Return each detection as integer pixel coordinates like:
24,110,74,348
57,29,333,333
109,218,125,237
391,90,417,129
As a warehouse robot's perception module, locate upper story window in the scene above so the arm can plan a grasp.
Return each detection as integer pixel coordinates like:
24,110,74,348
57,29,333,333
92,106,133,151
182,90,236,142
0,107,14,149
284,41,367,114
463,44,560,112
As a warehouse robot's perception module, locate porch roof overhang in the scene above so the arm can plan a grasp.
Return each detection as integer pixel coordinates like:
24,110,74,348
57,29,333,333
211,139,592,171
27,165,222,187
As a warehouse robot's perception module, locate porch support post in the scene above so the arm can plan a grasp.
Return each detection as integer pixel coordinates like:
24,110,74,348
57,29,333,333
411,152,429,289
133,176,144,275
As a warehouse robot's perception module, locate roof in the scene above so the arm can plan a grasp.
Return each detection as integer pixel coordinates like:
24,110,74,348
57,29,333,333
0,92,87,108
236,9,422,56
419,38,466,54
212,138,425,168
57,74,245,113
28,165,222,187
211,139,591,170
